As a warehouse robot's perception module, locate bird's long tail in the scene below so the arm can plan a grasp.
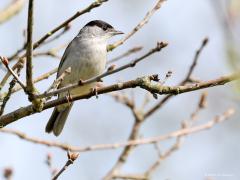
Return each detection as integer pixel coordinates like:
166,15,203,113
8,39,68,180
45,104,73,136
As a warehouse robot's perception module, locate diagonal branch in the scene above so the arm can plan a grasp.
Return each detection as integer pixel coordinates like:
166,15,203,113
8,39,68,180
0,72,238,128
182,37,209,84
107,46,143,64
0,56,26,91
0,0,26,24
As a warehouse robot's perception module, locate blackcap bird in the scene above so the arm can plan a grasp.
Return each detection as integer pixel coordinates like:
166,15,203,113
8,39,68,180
45,20,123,136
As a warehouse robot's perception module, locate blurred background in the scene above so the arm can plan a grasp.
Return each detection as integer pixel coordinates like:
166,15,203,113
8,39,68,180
0,0,240,179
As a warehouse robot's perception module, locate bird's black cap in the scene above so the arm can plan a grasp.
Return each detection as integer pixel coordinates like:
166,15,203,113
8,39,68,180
84,20,113,30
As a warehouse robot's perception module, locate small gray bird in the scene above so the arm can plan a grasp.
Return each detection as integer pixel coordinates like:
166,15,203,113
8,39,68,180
45,20,123,136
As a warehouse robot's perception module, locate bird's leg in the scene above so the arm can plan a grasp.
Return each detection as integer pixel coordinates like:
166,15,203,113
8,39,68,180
66,90,72,106
90,87,99,99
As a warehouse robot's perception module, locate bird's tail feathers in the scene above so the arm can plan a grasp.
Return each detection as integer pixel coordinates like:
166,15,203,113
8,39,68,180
45,104,73,136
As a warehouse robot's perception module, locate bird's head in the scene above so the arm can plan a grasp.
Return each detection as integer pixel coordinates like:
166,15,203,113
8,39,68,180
78,20,123,39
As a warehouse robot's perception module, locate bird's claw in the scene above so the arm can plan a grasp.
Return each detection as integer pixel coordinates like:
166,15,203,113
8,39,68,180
91,87,99,99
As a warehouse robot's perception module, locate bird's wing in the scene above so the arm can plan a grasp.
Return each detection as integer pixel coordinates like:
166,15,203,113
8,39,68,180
57,37,76,78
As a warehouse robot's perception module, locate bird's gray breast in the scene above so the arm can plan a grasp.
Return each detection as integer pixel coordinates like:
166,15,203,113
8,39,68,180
59,37,107,86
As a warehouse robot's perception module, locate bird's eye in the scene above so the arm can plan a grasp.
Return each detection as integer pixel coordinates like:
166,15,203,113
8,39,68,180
103,26,107,31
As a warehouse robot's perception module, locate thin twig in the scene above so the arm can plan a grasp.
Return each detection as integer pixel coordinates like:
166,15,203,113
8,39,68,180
107,0,166,51
182,37,209,84
45,153,57,178
0,56,26,91
52,151,79,180
45,67,71,96
112,174,148,180
12,68,58,93
43,24,71,45
107,46,143,64
0,78,17,116
33,44,66,59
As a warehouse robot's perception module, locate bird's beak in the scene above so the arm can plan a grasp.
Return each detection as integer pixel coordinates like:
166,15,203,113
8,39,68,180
111,29,124,35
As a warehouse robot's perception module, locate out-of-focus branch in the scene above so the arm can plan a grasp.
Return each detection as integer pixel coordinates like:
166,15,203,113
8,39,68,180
107,0,166,51
107,46,143,64
52,151,79,180
43,24,71,46
106,91,208,179
182,37,209,84
112,174,148,180
0,108,235,152
45,153,57,178
0,0,26,24
144,92,208,178
104,92,143,180
3,167,13,180
0,72,238,127
33,44,66,59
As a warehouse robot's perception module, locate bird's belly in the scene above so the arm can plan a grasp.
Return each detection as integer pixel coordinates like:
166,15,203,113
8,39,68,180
59,53,106,96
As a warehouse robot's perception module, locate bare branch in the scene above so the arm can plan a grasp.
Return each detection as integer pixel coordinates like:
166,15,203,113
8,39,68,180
0,57,26,91
0,109,235,152
12,68,58,93
0,78,17,116
0,56,26,91
43,24,71,46
145,37,209,118
107,0,166,51
45,67,71,97
182,37,209,84
107,46,143,64
52,151,79,180
0,72,238,127
26,0,35,99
